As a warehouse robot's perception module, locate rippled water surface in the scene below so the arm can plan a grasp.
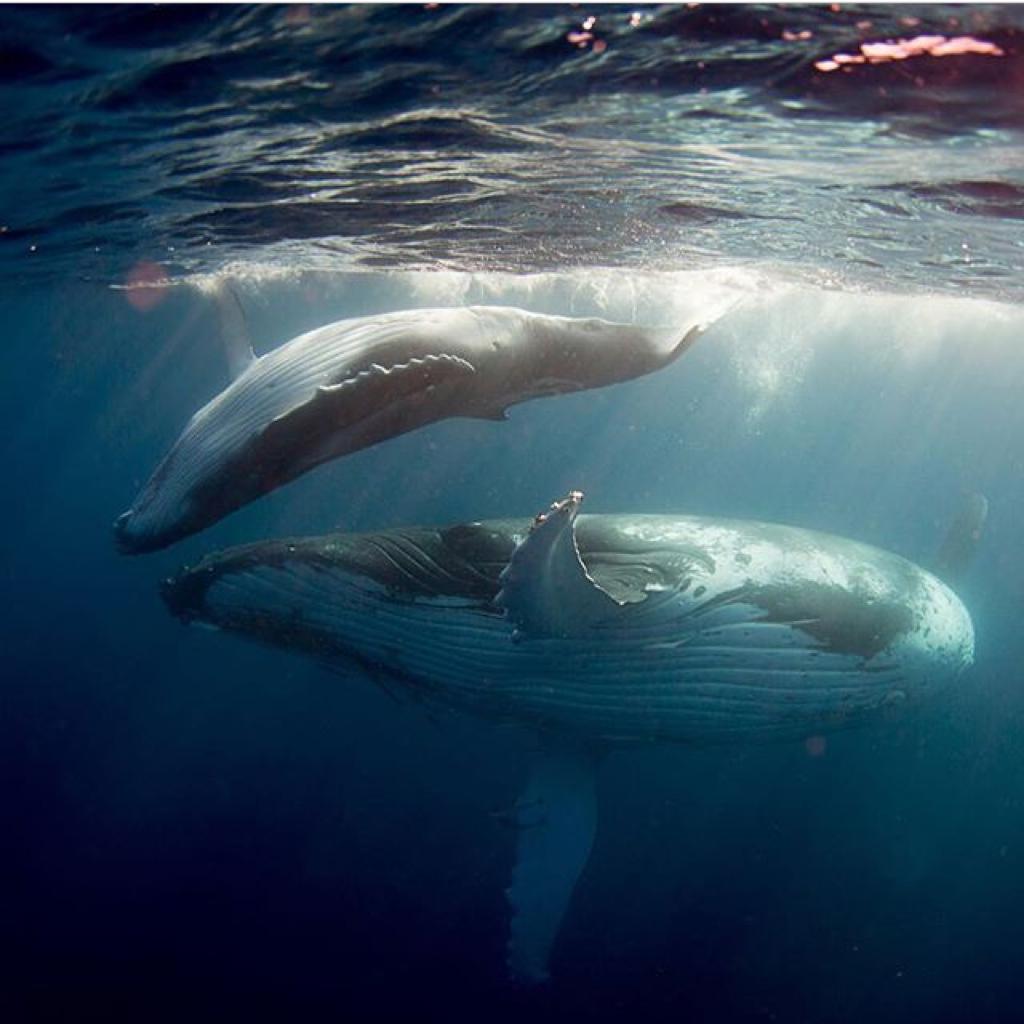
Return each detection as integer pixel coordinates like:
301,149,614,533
2,3,1023,296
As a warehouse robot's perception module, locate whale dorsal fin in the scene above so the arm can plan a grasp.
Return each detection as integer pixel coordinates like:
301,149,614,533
505,743,599,983
495,491,623,639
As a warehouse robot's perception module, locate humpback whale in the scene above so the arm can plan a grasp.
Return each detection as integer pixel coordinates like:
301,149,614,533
160,492,975,982
114,305,711,553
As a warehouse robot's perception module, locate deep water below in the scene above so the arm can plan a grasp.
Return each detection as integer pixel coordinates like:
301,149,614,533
4,269,1024,1023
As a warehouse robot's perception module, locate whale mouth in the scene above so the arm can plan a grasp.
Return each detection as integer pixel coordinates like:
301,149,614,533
160,570,202,622
112,510,135,550
112,509,156,555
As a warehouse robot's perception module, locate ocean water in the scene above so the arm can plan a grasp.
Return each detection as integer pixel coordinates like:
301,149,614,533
3,5,1024,1022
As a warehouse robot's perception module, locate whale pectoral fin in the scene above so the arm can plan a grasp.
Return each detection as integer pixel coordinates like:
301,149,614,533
932,491,989,586
496,490,623,638
257,353,477,463
506,745,599,984
203,277,257,381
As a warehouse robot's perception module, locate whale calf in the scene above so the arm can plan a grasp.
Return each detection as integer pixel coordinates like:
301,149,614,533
114,305,711,553
161,492,974,981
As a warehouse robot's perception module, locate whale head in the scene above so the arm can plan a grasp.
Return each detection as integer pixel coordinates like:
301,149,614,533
113,495,205,554
113,430,246,554
113,460,191,555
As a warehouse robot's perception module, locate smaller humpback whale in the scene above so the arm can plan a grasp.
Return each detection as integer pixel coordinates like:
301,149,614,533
114,304,711,553
160,492,976,982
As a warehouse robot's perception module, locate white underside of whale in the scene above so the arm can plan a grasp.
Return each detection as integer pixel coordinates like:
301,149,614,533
199,518,971,744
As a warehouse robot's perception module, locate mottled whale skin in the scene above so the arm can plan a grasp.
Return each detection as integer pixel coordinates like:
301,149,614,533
162,507,973,745
114,305,706,553
161,498,974,981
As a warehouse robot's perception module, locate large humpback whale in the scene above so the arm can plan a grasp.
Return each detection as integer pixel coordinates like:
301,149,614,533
161,492,974,982
114,305,710,553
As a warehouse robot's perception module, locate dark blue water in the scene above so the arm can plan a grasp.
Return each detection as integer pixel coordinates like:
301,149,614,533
4,6,1024,1023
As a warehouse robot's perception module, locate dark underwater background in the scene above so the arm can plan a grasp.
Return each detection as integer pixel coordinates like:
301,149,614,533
3,5,1024,1022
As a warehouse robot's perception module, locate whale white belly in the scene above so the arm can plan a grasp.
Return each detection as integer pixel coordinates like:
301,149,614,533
201,553,970,743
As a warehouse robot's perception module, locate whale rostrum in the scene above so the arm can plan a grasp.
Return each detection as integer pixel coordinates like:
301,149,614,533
115,304,712,553
161,491,975,982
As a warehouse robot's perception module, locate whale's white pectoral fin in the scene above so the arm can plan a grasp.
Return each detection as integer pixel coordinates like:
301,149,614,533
208,278,257,381
506,745,598,984
496,490,623,639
